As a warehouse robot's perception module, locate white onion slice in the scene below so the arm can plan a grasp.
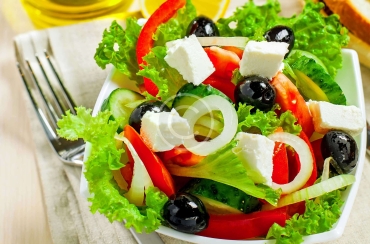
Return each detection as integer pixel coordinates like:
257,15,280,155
263,174,355,209
268,132,313,194
182,95,238,156
197,37,249,48
122,137,153,206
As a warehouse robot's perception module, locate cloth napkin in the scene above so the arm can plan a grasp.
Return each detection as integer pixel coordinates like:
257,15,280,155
16,6,370,244
17,19,189,244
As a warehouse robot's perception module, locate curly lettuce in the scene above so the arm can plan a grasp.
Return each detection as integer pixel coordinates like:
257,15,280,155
267,190,344,243
217,0,349,77
237,104,302,136
94,19,143,85
57,107,168,233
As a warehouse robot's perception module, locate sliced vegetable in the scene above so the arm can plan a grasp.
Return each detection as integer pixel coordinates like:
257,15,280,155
158,145,205,167
268,132,313,194
265,174,355,208
204,46,240,79
136,0,187,96
203,74,236,102
271,72,314,138
182,95,238,156
182,178,261,214
121,136,154,206
124,125,176,197
166,141,281,206
272,136,289,184
101,88,145,132
198,207,288,240
197,36,249,48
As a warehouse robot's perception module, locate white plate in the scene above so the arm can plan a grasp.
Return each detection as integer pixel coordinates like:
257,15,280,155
82,49,366,244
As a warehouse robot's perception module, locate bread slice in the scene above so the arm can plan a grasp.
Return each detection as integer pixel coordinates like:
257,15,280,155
322,0,370,46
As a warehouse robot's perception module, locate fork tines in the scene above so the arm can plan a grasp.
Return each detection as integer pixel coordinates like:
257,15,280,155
17,49,84,166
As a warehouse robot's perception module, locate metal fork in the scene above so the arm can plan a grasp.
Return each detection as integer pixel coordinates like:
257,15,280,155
16,48,85,167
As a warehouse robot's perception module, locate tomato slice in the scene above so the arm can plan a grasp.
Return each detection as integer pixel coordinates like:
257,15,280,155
222,46,244,59
124,125,176,197
198,207,288,240
136,0,186,96
311,138,324,171
204,46,240,80
203,74,236,102
158,145,205,167
271,72,315,139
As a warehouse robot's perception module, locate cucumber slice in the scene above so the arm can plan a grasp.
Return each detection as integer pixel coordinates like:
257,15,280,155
101,88,145,132
173,83,229,137
183,178,261,214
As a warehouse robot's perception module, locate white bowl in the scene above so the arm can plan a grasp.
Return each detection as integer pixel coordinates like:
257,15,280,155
83,49,366,243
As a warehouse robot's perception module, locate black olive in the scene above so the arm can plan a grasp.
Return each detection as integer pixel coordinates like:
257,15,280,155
187,16,220,37
264,25,295,58
321,130,358,174
162,193,209,234
128,100,170,132
234,75,276,112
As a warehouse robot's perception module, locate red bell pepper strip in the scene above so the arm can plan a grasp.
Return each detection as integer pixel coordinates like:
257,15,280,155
203,74,236,102
124,125,176,197
311,138,324,171
272,141,289,184
136,0,186,96
198,207,288,240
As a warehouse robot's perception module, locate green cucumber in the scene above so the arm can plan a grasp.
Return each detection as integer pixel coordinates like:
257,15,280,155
101,88,145,132
182,178,261,214
172,83,230,137
173,83,232,116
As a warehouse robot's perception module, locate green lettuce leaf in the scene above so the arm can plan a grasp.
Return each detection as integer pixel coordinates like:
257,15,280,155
94,19,143,85
166,140,281,206
237,104,302,135
57,107,168,233
266,190,344,243
217,0,349,77
137,46,187,106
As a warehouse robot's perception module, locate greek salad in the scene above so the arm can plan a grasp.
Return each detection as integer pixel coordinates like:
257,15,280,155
57,0,366,243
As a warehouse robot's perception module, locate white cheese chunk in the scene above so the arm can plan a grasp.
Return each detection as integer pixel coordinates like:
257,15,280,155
140,109,190,152
164,34,215,85
239,41,289,79
233,132,275,186
307,100,365,136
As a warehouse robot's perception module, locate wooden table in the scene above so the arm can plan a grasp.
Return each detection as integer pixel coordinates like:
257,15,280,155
1,1,369,244
0,1,53,243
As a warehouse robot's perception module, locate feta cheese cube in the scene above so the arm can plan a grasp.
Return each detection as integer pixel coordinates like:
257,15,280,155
239,41,289,79
164,34,215,85
233,132,275,186
307,100,365,136
141,109,190,152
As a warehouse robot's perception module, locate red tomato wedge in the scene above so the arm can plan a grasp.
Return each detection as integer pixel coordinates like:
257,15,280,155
136,0,186,96
287,131,317,189
158,145,205,167
124,125,176,197
204,46,240,79
222,46,244,59
270,72,315,139
198,207,288,240
203,74,236,102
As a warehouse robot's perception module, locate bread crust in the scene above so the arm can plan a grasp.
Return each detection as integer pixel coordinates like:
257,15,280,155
323,0,370,45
